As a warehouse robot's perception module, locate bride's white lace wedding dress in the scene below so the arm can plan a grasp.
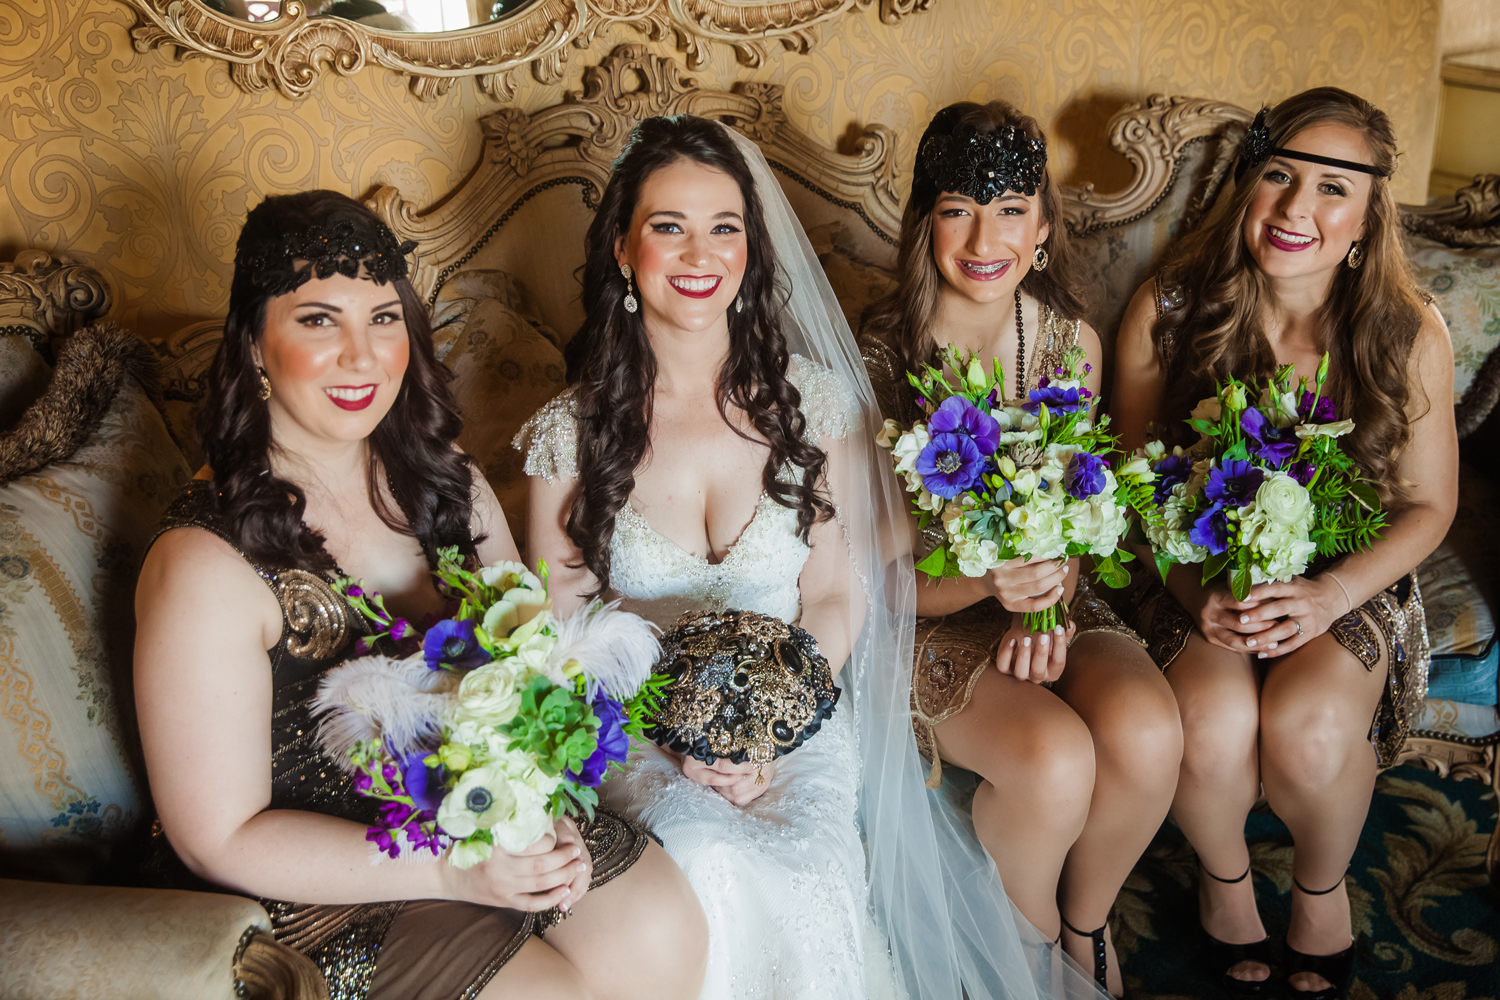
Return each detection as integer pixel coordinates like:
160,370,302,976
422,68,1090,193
517,357,876,1000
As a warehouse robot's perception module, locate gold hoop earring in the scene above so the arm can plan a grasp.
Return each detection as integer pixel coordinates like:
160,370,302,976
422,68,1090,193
1032,246,1049,272
1345,242,1364,270
620,262,639,314
257,367,272,401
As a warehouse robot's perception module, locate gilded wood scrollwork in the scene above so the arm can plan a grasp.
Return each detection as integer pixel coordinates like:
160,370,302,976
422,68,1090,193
124,0,929,101
0,252,113,355
368,43,902,299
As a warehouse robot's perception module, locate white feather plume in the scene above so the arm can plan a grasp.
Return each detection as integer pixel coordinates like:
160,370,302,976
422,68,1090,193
548,600,661,699
311,654,458,768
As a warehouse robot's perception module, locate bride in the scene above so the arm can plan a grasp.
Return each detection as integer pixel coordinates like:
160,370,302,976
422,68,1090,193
518,115,1110,1000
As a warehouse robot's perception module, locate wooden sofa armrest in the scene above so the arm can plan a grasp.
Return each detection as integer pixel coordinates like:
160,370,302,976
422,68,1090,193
0,878,327,1000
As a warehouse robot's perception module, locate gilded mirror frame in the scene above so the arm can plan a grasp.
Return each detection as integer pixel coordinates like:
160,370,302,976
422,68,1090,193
126,0,932,101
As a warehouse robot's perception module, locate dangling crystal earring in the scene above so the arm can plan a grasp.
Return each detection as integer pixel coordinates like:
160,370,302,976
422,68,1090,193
735,296,744,314
1345,241,1364,270
620,263,638,314
1032,246,1049,272
257,367,272,401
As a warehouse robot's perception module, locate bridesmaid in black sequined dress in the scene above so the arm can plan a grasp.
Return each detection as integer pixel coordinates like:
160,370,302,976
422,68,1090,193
133,191,707,1000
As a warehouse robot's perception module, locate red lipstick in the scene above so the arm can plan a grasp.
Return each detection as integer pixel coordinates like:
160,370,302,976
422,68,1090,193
1263,225,1317,253
325,385,377,411
668,275,722,299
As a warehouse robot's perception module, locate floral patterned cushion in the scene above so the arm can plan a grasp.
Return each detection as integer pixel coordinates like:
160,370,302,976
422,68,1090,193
1416,468,1499,706
0,329,190,875
1402,232,1500,418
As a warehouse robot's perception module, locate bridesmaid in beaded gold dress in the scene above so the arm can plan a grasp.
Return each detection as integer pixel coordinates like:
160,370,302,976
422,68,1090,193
857,101,1182,997
134,191,707,1000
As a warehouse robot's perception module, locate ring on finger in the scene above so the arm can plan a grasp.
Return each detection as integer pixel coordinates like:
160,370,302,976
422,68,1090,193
1293,619,1303,636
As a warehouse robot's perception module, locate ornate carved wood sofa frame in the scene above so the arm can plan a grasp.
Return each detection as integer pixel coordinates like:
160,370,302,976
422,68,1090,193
2,37,1496,1000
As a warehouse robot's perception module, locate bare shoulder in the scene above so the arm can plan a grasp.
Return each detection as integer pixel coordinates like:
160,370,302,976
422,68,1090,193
137,525,281,647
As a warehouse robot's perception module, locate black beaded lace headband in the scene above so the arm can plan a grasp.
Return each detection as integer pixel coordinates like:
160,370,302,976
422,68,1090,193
918,124,1048,202
235,209,418,299
1235,107,1388,181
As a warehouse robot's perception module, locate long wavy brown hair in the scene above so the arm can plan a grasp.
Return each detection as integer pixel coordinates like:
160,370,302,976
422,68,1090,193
198,191,478,572
561,116,833,599
1153,87,1426,506
860,100,1091,370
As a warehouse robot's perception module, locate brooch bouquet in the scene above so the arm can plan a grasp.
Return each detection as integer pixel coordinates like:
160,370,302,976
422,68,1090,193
1122,354,1387,601
312,551,667,867
877,345,1146,633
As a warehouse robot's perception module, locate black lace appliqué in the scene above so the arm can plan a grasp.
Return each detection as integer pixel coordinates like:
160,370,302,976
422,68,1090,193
919,125,1047,202
1234,108,1273,180
238,217,418,298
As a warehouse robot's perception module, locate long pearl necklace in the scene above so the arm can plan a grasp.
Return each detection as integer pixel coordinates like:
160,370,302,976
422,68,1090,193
1013,288,1026,393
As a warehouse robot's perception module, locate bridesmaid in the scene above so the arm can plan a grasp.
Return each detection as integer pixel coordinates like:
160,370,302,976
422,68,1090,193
858,100,1183,997
1110,87,1455,998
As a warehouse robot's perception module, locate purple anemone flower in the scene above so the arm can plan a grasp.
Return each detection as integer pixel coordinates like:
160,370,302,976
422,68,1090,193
423,618,491,672
1299,391,1337,423
1188,502,1231,555
1023,383,1085,415
397,749,446,813
1152,453,1193,503
1240,408,1298,467
1065,451,1108,499
1205,459,1264,507
568,694,630,787
916,432,987,498
929,395,1001,453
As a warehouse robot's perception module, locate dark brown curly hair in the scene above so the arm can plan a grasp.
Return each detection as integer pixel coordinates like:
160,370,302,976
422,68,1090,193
198,190,478,572
561,115,833,598
1153,87,1426,506
860,99,1091,370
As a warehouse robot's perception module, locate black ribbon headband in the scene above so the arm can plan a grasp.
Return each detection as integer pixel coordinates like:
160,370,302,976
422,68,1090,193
1235,108,1388,180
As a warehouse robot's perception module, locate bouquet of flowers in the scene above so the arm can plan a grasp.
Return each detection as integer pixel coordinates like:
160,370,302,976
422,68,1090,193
877,345,1147,632
312,551,668,867
1121,354,1387,600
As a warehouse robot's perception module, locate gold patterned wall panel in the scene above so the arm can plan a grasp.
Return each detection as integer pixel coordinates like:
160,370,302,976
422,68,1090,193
0,0,1440,345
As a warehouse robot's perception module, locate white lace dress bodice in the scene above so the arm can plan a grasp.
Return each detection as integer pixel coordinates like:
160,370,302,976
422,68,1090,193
517,358,882,1000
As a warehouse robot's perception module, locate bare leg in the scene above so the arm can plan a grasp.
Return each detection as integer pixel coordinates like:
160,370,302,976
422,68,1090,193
1259,632,1386,994
1051,631,1183,995
477,938,592,1000
545,839,709,1000
1165,632,1269,983
935,668,1096,938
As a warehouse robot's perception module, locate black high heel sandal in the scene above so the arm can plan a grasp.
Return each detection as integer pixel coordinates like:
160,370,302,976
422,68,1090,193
1284,875,1355,1000
1059,912,1113,994
1198,863,1273,997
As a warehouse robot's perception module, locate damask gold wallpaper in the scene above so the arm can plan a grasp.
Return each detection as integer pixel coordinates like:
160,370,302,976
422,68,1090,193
0,0,1441,342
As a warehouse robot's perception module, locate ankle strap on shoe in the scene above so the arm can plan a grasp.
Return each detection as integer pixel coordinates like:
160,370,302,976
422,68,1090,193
1200,862,1251,884
1292,868,1349,896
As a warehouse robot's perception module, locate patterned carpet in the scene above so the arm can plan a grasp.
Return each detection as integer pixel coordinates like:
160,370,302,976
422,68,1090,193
1114,764,1500,999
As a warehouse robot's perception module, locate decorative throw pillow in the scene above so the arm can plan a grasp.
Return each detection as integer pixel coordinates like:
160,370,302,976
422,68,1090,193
1402,232,1500,429
1417,468,1498,706
0,324,190,876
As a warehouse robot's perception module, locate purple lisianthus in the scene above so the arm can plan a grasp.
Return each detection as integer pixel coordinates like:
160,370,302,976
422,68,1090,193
367,800,443,859
567,694,630,787
1065,451,1108,499
1240,408,1298,467
929,395,1001,453
1188,502,1231,555
1299,390,1337,423
1288,460,1318,486
1205,458,1264,507
423,618,491,672
1023,383,1085,415
916,432,987,498
1152,453,1193,503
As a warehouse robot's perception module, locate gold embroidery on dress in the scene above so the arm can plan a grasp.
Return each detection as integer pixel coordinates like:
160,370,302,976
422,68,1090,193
276,568,352,660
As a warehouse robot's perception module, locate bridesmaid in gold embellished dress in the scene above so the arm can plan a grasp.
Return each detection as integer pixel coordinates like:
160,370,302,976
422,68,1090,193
133,191,707,1000
858,100,1183,997
1110,88,1455,999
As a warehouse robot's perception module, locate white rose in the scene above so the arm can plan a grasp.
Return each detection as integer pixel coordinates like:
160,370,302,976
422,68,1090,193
450,661,523,729
1253,472,1313,528
1189,396,1222,423
1294,419,1354,439
892,426,930,474
876,418,903,449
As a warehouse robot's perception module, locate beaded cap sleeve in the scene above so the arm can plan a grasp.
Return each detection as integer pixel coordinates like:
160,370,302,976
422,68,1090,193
790,354,855,444
513,389,580,484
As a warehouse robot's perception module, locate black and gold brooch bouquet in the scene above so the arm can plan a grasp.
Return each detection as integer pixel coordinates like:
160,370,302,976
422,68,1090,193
645,609,839,783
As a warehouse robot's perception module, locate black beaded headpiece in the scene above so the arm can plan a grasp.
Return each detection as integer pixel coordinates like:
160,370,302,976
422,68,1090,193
1234,107,1388,181
233,194,418,300
918,123,1048,202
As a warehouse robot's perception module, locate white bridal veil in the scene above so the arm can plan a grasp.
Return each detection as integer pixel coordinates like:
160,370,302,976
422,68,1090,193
722,125,1109,1000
